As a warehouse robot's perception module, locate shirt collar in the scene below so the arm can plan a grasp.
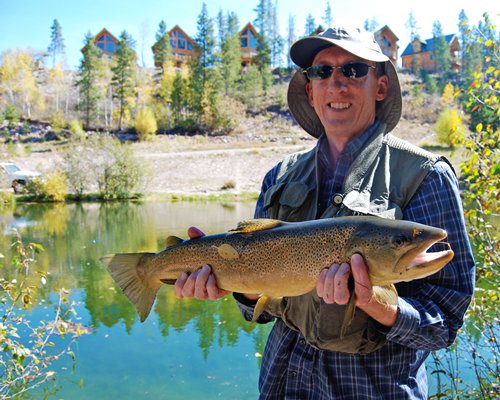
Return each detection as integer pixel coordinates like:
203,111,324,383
316,120,381,167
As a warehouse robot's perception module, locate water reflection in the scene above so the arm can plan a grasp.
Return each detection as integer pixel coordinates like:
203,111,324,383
1,201,267,399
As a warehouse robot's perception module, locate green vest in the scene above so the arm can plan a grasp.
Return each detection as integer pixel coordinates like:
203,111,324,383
262,124,445,355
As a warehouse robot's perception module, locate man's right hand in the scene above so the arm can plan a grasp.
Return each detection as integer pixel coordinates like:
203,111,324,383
173,227,230,300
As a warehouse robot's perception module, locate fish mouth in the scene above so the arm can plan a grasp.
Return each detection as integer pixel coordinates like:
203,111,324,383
403,242,454,279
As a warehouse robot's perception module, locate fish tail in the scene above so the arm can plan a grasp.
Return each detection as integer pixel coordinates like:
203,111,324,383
100,253,158,322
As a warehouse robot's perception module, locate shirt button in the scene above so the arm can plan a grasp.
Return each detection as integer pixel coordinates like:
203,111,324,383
300,339,306,345
290,371,297,377
332,193,344,206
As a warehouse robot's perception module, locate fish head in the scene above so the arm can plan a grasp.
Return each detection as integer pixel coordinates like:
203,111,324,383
345,217,454,285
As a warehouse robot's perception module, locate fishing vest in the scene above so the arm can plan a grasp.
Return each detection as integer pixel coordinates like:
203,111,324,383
262,124,446,355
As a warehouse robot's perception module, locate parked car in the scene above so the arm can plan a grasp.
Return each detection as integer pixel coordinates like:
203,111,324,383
0,162,41,193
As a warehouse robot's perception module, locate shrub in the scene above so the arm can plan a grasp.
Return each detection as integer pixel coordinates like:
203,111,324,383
68,119,85,139
134,107,157,140
25,171,68,202
49,110,66,133
0,233,89,397
435,108,465,147
4,104,20,129
62,135,145,199
0,191,15,212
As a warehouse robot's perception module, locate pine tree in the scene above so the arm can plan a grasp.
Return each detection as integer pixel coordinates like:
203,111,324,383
47,19,66,67
220,12,241,95
322,1,332,28
286,14,296,69
406,11,419,41
153,20,172,71
432,21,451,77
190,2,221,130
304,14,316,36
75,32,102,129
269,0,284,68
111,31,137,131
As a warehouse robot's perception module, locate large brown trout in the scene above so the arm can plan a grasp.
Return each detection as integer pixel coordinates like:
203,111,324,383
101,216,453,328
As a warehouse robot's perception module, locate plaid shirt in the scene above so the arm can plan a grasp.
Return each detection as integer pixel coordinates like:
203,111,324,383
236,124,475,399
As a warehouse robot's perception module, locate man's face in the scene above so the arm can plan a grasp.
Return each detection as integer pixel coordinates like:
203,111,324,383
305,46,388,141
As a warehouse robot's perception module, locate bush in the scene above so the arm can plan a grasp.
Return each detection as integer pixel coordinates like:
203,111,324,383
68,119,85,139
435,107,465,147
49,110,66,134
0,191,15,212
61,135,145,199
25,171,68,202
4,104,20,129
0,233,89,397
134,107,157,140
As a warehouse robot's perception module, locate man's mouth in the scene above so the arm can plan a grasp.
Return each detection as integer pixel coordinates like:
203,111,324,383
328,102,351,109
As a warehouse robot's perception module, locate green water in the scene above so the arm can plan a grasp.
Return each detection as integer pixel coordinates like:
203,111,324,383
1,201,268,399
0,201,494,398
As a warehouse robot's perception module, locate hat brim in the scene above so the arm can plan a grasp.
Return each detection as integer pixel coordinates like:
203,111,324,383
287,60,402,138
291,36,389,69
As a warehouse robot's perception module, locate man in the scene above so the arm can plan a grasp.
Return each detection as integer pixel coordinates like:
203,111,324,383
175,27,475,399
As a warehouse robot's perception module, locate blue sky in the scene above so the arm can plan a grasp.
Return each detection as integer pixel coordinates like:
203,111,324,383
0,0,497,69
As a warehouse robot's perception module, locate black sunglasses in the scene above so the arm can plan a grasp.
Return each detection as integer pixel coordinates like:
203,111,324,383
303,63,376,80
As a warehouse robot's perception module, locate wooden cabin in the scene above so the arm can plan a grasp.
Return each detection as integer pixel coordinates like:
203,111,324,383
401,34,460,72
374,25,398,65
239,22,258,66
165,25,196,67
93,28,119,60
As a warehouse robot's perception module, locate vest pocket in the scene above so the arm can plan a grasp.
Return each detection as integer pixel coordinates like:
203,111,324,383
264,181,314,222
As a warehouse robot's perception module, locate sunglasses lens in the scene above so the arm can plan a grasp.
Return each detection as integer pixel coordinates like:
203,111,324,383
341,63,370,78
304,63,374,80
306,65,333,80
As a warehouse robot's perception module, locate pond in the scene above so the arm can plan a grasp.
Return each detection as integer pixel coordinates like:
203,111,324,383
0,201,493,398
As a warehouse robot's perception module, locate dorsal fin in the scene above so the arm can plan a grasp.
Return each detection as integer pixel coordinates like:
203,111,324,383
229,219,284,233
165,236,184,248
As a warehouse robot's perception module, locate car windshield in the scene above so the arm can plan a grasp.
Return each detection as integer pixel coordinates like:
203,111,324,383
3,164,20,173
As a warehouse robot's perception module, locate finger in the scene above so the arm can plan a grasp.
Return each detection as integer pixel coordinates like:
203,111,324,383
351,253,373,306
333,263,351,304
181,269,199,298
316,268,328,298
194,265,211,299
206,274,230,299
188,226,205,239
323,263,341,304
174,272,188,298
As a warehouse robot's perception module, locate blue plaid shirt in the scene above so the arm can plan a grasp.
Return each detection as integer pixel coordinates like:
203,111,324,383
236,124,475,399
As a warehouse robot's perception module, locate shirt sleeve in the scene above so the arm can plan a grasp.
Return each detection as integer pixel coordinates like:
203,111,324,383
386,160,476,350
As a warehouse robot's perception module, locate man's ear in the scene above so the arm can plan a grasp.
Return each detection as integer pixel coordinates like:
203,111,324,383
305,81,314,106
376,75,389,101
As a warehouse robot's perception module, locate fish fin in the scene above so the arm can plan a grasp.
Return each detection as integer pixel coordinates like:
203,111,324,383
373,284,398,305
229,218,284,233
252,294,271,322
215,243,240,260
165,236,183,248
340,291,357,339
100,253,159,322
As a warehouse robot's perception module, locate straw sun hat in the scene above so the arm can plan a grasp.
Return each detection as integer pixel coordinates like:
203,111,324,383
287,27,402,138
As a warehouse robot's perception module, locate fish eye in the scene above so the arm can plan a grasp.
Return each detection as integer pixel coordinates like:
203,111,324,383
393,235,409,248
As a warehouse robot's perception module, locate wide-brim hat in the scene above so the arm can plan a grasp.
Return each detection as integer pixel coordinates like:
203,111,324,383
287,27,402,138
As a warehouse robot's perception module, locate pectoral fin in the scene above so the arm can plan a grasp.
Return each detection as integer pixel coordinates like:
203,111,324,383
373,284,398,305
230,219,285,233
341,291,357,339
215,243,240,260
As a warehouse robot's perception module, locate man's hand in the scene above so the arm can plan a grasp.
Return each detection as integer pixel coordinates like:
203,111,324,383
316,253,398,327
173,227,230,300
